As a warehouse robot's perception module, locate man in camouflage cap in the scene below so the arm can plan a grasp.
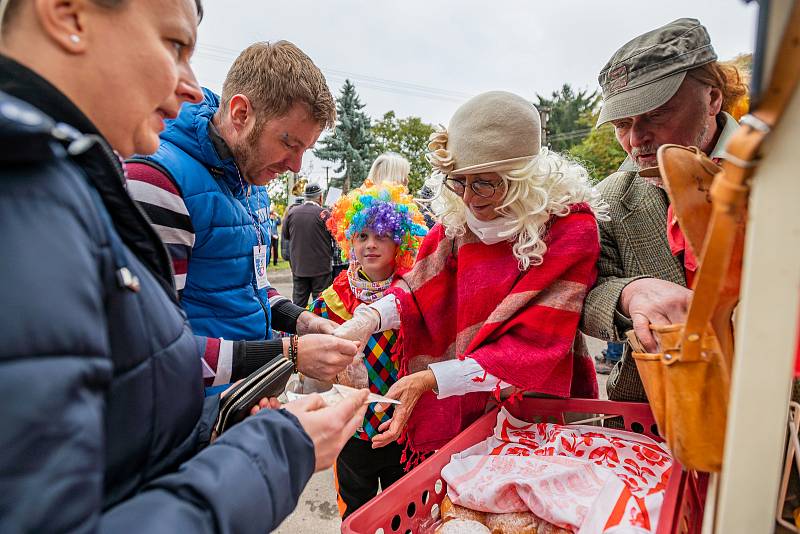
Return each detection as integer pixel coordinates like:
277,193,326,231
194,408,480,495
581,18,747,402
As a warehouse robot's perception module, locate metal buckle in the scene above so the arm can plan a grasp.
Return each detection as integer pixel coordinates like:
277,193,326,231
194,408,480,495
720,151,760,169
740,113,772,133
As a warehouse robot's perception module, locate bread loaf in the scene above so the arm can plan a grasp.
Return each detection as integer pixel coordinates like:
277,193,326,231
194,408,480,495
485,512,539,534
435,519,491,534
441,495,487,524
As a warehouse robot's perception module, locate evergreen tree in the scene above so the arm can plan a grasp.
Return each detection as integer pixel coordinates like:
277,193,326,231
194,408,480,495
536,84,599,153
314,80,374,192
568,110,626,183
371,111,435,194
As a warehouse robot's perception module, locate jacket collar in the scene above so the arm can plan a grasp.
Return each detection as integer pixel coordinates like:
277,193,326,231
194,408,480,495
0,54,98,136
0,54,177,296
619,171,661,213
708,112,739,161
159,88,244,193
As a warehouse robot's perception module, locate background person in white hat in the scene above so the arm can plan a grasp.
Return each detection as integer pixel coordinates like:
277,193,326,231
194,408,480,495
334,91,608,458
580,18,749,404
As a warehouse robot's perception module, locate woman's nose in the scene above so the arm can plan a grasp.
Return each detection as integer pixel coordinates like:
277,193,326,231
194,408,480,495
461,184,475,205
176,62,203,105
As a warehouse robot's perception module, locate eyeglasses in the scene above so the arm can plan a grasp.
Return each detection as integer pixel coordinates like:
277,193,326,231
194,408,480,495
443,177,504,199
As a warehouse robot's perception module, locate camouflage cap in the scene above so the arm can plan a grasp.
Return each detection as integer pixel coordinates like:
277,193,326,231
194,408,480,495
596,18,717,127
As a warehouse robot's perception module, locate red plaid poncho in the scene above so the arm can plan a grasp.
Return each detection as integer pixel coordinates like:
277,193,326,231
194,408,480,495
391,204,600,455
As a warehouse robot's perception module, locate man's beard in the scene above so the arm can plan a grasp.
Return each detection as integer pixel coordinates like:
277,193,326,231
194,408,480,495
229,122,264,183
635,121,710,188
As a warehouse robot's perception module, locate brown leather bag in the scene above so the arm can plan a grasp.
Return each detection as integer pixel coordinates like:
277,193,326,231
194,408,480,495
629,0,800,472
631,146,738,472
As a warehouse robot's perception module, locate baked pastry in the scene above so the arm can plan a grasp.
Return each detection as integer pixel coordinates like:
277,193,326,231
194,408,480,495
441,495,487,524
537,522,571,534
435,519,491,534
485,512,540,534
439,495,571,534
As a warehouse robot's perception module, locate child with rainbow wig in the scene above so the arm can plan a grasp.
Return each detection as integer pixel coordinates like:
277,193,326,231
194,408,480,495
308,180,427,518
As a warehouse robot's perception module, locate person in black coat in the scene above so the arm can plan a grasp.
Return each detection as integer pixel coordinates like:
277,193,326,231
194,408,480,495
0,1,367,532
282,183,334,306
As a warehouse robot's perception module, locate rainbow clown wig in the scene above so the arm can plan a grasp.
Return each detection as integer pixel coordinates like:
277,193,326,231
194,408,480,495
327,180,428,269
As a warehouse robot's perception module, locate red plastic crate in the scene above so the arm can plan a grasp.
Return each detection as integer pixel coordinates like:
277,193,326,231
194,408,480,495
342,398,707,534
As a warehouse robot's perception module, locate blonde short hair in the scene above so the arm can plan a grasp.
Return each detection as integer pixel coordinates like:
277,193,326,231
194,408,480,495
221,40,336,129
367,152,411,186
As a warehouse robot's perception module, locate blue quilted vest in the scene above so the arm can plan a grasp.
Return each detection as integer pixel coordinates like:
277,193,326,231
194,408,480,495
144,89,272,341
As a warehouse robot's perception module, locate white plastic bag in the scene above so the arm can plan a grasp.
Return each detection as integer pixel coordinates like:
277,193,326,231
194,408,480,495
285,373,333,395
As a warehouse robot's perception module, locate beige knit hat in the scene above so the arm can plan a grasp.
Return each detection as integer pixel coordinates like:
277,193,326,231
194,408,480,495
428,91,541,176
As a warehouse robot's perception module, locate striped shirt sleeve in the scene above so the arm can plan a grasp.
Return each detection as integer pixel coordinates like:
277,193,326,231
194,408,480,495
195,336,235,388
197,336,287,388
125,160,194,294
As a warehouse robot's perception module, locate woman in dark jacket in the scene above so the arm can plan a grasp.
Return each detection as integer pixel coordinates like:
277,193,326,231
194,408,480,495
0,1,366,532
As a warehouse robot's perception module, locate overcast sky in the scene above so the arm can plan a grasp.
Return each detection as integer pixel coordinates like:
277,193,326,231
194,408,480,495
192,0,758,184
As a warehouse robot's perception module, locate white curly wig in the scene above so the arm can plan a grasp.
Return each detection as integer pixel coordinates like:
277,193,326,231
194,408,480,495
426,145,608,271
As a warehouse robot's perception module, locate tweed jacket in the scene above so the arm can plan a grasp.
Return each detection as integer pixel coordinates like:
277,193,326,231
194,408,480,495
582,113,740,402
581,171,686,402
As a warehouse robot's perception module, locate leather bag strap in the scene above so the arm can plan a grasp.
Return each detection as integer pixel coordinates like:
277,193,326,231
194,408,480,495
678,0,800,362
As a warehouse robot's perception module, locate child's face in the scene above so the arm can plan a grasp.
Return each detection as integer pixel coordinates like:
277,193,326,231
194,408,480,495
353,228,398,280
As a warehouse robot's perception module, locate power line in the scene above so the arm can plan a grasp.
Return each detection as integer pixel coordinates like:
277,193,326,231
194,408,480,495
193,44,471,103
547,128,592,142
197,44,470,98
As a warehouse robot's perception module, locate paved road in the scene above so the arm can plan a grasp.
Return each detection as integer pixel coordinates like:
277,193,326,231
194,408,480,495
268,265,609,533
268,266,343,534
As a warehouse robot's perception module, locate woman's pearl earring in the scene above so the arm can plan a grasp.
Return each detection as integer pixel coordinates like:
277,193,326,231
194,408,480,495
69,35,80,43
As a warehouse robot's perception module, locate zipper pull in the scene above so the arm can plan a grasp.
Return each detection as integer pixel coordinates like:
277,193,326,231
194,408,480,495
116,267,141,292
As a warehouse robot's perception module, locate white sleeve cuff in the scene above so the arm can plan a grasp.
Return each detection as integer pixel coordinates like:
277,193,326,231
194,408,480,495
428,357,512,399
366,295,400,331
211,339,234,387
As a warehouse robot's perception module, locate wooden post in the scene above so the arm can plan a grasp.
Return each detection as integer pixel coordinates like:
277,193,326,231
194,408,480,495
712,3,800,531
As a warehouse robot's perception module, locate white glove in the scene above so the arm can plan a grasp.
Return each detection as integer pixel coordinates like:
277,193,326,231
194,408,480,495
332,304,381,352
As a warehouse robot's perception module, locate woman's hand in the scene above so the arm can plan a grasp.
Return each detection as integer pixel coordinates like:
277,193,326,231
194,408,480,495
371,369,437,449
283,390,370,471
249,397,282,416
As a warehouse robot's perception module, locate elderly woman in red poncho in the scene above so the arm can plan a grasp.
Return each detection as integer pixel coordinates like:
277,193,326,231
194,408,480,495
336,91,607,462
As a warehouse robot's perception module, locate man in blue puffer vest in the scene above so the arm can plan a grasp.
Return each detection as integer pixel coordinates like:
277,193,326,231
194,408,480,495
128,41,357,386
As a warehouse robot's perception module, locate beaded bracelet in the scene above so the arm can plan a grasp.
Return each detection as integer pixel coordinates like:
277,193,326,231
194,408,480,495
288,334,299,372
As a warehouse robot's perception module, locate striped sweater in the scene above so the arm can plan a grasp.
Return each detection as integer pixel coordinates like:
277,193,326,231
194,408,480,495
126,161,304,386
